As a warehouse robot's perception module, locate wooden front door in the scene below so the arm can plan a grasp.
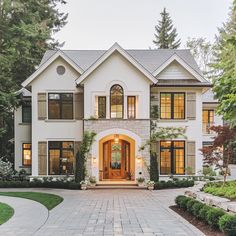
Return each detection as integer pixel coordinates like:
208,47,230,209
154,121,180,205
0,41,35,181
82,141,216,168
103,140,130,179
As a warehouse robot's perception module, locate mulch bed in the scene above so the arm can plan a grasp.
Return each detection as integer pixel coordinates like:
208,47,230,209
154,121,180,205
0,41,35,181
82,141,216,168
170,205,224,236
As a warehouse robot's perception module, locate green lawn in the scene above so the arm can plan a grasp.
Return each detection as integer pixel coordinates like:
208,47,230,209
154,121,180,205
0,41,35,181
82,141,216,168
203,181,236,200
0,192,63,210
0,202,14,225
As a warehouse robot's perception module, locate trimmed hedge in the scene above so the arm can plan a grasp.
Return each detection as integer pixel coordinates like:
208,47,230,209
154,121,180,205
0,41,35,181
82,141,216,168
219,214,236,236
175,195,236,235
206,208,225,228
0,180,81,189
155,179,194,189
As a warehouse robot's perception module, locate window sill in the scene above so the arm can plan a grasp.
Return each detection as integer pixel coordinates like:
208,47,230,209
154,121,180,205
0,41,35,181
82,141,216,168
45,119,77,123
157,119,188,122
18,123,31,125
19,165,31,168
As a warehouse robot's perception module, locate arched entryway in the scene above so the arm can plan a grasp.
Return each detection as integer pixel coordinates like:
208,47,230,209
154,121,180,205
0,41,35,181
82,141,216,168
99,134,135,181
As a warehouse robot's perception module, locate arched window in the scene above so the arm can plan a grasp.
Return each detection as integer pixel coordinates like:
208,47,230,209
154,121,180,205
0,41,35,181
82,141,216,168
110,84,123,118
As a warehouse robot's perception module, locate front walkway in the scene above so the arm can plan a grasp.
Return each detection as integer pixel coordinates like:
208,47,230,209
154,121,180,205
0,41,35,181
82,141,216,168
0,188,204,236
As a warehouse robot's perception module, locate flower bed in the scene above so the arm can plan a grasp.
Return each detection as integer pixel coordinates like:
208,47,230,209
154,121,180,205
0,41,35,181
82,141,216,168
203,181,236,200
174,195,236,236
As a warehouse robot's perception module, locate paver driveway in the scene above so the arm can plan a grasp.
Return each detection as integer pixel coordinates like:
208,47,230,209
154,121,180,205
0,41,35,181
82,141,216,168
0,188,204,236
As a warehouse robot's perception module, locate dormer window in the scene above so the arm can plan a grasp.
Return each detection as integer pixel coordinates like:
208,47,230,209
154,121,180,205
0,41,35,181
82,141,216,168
110,85,123,119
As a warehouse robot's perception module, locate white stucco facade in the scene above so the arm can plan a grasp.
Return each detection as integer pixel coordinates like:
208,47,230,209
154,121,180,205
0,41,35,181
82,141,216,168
14,43,222,180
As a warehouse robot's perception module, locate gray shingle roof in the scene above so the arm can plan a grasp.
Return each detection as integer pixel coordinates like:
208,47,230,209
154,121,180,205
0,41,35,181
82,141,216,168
40,48,204,76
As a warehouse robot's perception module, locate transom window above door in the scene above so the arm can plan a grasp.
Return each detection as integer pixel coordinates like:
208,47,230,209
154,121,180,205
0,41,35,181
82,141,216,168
48,93,73,119
160,92,185,119
110,85,123,119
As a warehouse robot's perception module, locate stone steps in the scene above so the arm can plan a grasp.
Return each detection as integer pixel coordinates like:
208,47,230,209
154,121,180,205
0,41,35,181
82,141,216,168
88,182,147,189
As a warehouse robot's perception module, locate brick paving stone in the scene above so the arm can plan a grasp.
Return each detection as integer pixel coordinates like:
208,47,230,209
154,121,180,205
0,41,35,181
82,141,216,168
0,188,205,235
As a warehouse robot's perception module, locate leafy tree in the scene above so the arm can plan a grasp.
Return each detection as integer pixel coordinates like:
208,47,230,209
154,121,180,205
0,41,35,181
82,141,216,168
200,125,236,184
153,8,181,49
212,1,236,126
0,0,68,160
186,37,214,79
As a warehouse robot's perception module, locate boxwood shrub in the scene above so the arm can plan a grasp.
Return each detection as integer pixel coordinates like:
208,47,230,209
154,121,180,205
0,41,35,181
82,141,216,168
155,179,194,189
219,214,236,236
0,180,81,190
206,208,225,228
175,195,236,235
192,202,204,218
199,205,212,222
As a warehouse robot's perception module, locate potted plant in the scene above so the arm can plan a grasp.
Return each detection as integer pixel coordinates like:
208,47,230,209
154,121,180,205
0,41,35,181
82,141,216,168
136,177,145,187
147,180,155,190
80,180,88,190
89,176,97,186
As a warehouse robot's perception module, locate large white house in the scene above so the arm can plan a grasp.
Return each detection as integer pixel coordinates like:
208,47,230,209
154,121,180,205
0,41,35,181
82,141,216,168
14,43,222,181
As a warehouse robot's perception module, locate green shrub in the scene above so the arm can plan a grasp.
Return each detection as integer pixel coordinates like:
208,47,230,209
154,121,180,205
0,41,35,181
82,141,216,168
155,179,194,189
199,205,212,222
179,197,191,210
0,180,81,190
219,214,236,236
192,202,205,218
186,199,197,213
206,208,225,228
175,195,186,207
203,166,216,176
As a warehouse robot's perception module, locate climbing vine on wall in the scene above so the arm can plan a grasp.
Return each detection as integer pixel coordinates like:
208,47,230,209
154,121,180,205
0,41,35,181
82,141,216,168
75,131,96,183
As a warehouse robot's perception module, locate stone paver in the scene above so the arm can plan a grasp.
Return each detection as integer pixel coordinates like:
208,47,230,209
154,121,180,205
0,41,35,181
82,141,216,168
0,195,48,236
0,188,205,236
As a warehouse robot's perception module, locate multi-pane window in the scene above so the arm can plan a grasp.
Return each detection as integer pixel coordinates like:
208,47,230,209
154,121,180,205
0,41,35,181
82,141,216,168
22,101,31,123
110,85,123,119
48,93,73,119
48,141,74,175
127,96,136,119
98,96,106,118
160,141,185,175
22,143,31,166
202,110,214,134
160,93,185,119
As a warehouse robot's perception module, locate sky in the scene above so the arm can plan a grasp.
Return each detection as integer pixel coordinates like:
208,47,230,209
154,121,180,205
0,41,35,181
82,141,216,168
56,0,232,50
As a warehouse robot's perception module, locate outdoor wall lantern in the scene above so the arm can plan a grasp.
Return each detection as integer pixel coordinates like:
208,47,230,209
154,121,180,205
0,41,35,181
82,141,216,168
136,156,142,164
92,157,97,165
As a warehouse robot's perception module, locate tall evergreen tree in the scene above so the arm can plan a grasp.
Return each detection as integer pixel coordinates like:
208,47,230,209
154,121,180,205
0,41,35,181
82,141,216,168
0,0,68,161
153,8,181,49
212,1,236,126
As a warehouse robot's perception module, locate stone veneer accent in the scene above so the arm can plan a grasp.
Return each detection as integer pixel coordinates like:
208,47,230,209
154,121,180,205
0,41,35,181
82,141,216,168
84,119,151,179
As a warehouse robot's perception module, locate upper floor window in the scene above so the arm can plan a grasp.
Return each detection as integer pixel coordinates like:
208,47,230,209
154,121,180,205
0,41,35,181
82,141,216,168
48,93,73,119
22,101,31,123
202,110,214,134
127,96,136,119
160,92,185,119
22,143,31,166
110,85,123,119
98,96,106,118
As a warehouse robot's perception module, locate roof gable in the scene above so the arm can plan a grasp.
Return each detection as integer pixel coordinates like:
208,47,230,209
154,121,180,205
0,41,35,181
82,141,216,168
153,53,207,83
75,43,157,85
22,50,84,87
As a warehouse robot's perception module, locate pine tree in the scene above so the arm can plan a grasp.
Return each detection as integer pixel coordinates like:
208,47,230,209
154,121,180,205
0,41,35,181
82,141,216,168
0,0,68,161
153,8,181,49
